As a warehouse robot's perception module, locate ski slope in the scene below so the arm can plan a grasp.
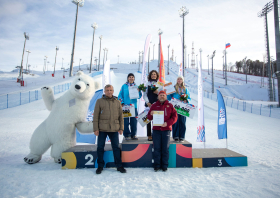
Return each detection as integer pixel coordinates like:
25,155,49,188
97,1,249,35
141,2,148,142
0,62,279,197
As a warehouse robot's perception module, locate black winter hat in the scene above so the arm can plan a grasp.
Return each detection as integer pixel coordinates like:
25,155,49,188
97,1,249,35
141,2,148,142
127,73,135,79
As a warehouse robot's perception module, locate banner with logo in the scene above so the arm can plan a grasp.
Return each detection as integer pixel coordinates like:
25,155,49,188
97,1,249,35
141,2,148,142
217,89,227,139
137,34,152,136
197,57,205,142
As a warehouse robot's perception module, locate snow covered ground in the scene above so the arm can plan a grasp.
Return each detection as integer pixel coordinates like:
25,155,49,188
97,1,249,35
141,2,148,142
0,62,280,197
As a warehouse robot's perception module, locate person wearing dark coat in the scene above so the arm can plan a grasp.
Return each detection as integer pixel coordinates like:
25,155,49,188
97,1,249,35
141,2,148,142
147,90,178,172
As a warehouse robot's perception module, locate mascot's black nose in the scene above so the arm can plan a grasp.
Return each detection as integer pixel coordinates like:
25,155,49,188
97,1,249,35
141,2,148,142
75,85,81,90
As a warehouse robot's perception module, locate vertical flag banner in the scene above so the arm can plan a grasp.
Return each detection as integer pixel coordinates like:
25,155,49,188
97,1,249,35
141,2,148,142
159,35,165,84
217,89,227,139
178,33,183,76
137,34,152,136
102,60,111,93
197,57,205,142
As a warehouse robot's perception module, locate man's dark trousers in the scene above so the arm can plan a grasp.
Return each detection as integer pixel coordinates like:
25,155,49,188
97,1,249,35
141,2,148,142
97,131,122,168
172,114,186,139
152,130,171,169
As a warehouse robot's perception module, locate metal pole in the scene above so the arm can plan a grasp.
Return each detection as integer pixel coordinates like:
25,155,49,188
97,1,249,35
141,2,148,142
196,54,198,72
19,37,27,80
106,49,108,61
199,48,202,74
245,57,247,84
26,51,30,72
222,55,224,79
103,49,105,68
225,50,227,85
54,47,58,75
69,3,79,77
138,52,140,72
89,28,96,73
98,37,102,71
168,45,170,74
273,0,280,106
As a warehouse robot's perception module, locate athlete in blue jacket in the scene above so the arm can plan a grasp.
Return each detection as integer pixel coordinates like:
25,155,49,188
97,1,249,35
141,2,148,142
167,75,191,142
118,73,142,140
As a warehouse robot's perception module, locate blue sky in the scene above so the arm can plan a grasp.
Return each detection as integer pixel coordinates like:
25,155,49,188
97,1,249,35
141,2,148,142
0,0,277,72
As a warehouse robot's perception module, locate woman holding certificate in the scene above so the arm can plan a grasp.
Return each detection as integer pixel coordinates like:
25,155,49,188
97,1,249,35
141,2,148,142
167,75,191,142
118,73,142,140
143,70,159,141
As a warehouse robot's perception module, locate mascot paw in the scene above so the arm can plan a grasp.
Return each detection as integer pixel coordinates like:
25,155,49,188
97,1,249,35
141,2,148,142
54,158,62,164
24,153,42,164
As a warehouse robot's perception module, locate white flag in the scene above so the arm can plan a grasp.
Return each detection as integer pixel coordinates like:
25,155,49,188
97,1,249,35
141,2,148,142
137,34,152,136
197,56,205,142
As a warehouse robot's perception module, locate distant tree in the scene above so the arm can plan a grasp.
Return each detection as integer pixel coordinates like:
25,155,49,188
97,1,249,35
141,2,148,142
235,61,242,73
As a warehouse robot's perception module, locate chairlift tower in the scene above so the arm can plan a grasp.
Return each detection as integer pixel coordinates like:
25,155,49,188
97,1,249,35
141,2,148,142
258,1,273,101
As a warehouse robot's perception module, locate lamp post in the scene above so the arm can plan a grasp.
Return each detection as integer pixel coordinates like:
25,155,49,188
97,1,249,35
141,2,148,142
94,57,98,70
211,50,216,93
184,45,187,77
207,55,210,75
106,48,108,61
175,56,177,63
98,35,102,71
158,29,163,67
78,58,82,71
69,0,84,77
224,50,228,85
25,50,31,73
44,58,46,74
243,56,247,84
222,55,224,79
179,6,189,77
44,56,48,74
18,32,29,82
53,46,59,76
103,48,106,67
89,22,98,73
168,44,170,74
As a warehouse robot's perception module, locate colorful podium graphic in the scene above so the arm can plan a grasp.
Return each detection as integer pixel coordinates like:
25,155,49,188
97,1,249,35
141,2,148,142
61,138,247,169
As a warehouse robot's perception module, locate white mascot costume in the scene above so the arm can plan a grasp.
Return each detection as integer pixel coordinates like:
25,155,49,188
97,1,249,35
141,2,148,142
24,71,99,164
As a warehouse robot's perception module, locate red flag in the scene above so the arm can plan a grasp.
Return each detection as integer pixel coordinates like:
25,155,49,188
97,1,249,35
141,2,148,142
159,35,165,84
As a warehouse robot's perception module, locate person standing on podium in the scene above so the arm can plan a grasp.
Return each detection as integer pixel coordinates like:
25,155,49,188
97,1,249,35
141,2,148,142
118,73,142,140
147,90,178,172
93,84,127,174
143,70,160,141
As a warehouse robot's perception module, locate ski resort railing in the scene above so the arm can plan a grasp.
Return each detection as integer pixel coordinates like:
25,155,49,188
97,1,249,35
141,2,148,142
0,71,103,110
187,87,280,119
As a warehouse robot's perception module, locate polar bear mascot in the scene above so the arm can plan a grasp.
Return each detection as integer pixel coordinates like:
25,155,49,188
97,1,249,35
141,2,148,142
24,71,99,164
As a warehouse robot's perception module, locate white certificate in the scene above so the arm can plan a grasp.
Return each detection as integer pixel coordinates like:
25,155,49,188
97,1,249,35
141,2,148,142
164,82,176,95
153,111,164,126
129,86,139,99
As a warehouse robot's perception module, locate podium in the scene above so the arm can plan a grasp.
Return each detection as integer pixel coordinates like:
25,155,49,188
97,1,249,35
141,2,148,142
61,137,247,169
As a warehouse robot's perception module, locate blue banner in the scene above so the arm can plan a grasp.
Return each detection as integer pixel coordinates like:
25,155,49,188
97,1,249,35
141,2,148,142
217,89,227,139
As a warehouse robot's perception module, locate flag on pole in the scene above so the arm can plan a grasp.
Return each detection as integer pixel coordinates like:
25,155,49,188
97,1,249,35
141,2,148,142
137,34,152,136
197,57,205,142
159,35,165,84
225,43,231,49
217,89,227,139
102,60,111,93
